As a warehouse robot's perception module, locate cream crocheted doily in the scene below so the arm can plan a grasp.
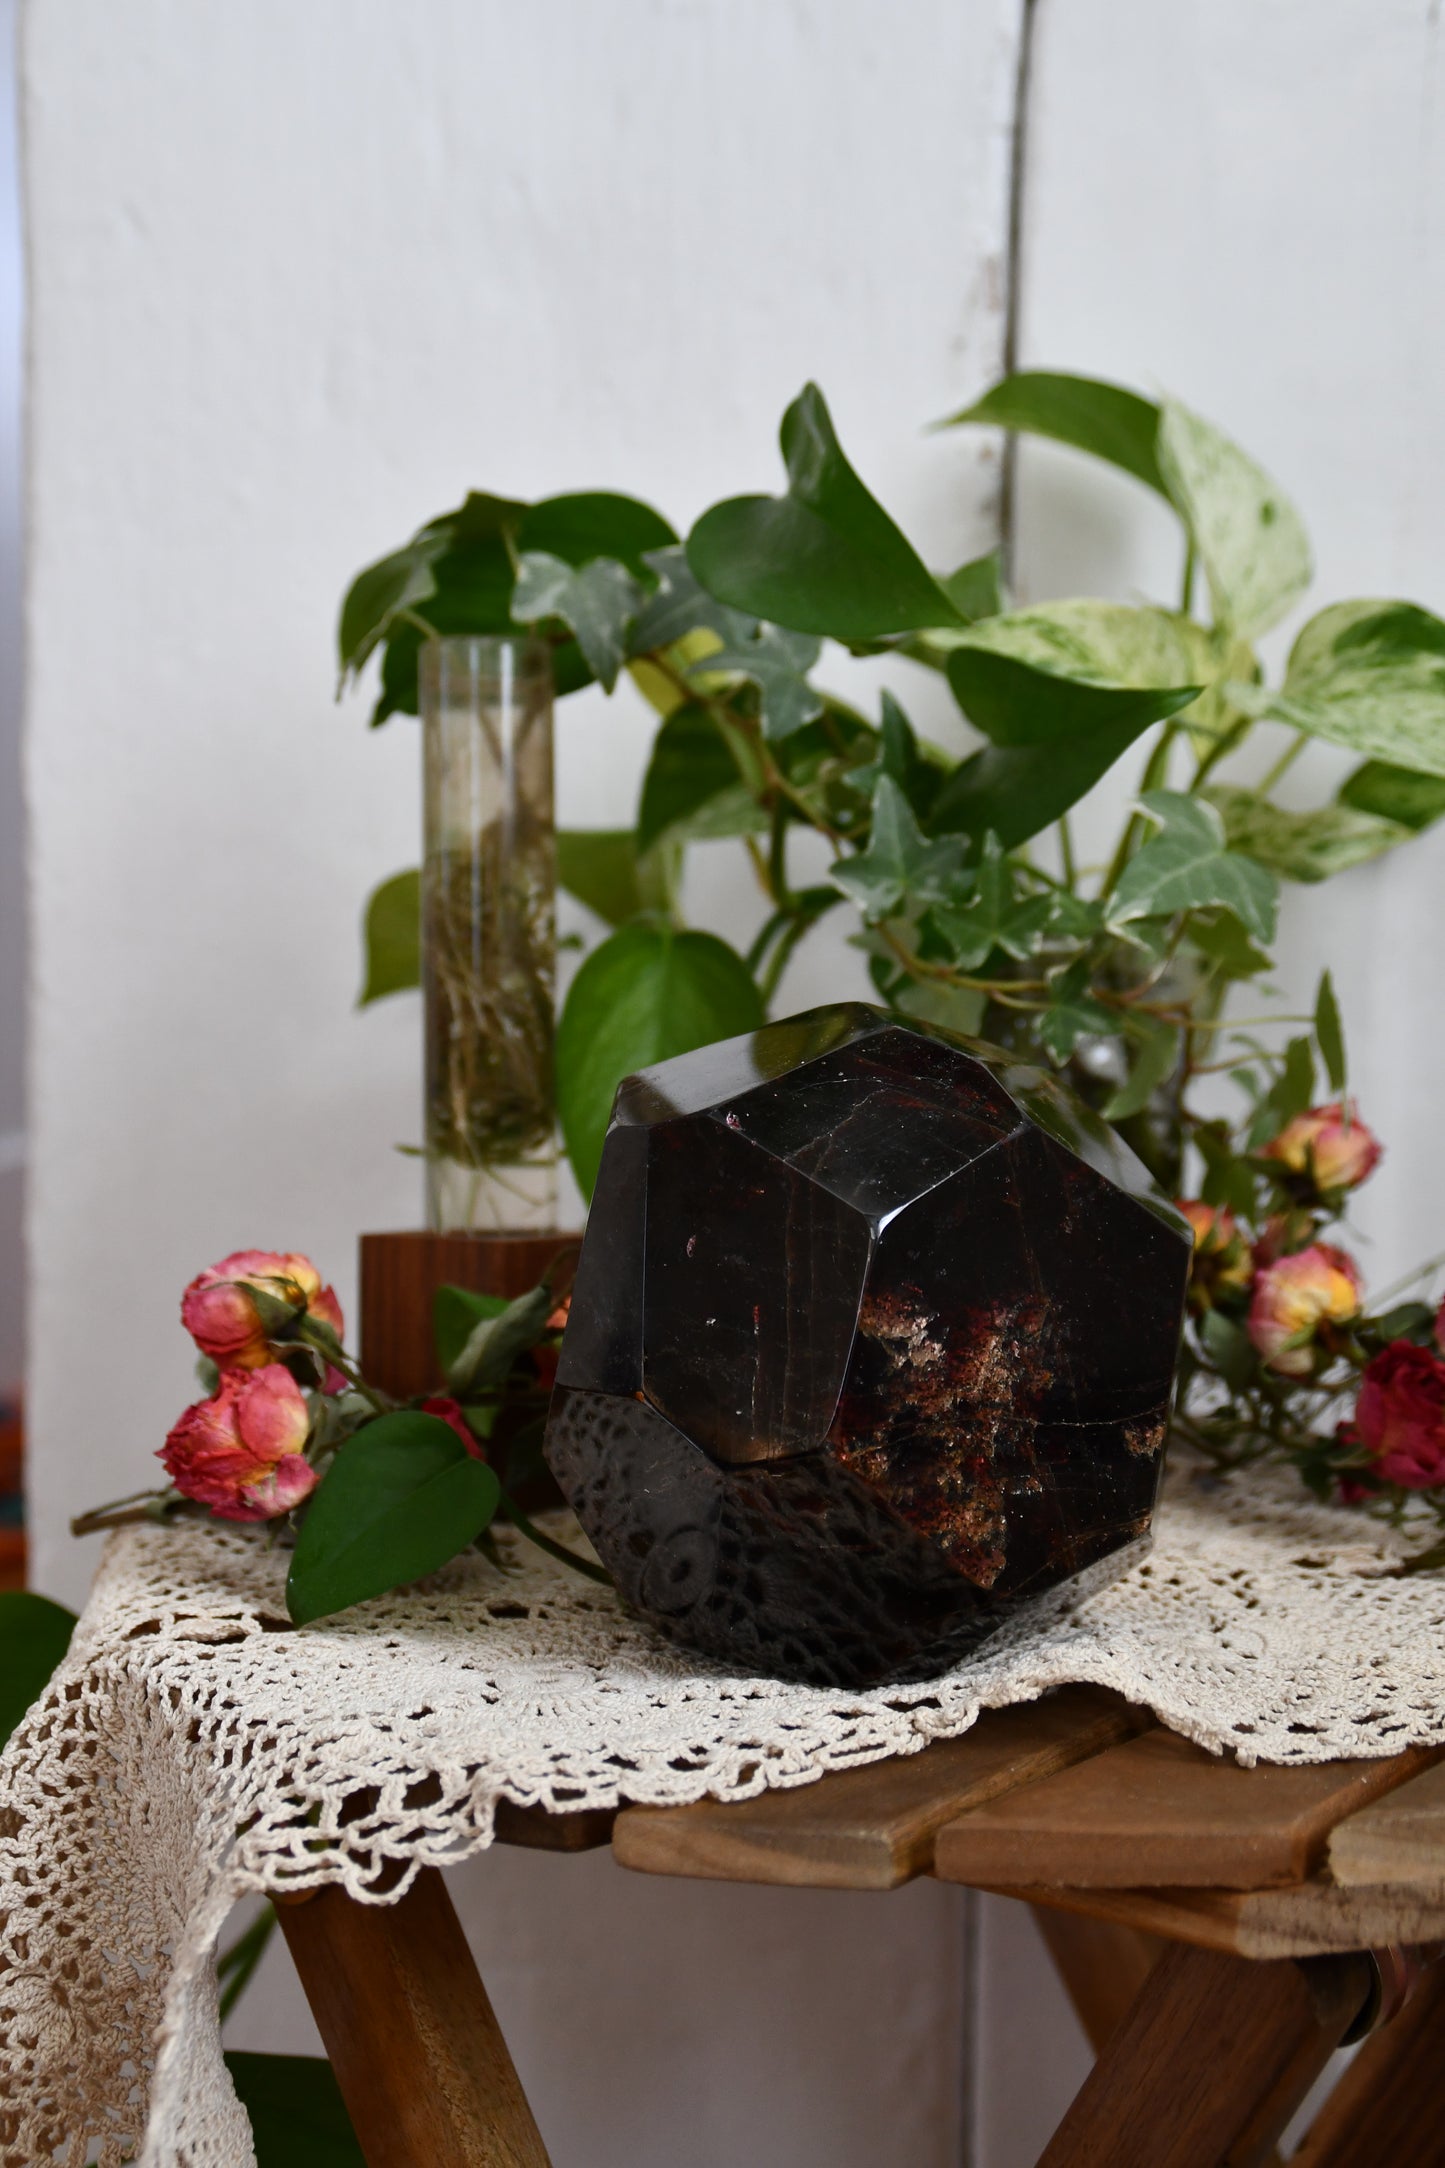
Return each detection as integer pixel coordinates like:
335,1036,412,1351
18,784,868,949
3,1457,1444,2166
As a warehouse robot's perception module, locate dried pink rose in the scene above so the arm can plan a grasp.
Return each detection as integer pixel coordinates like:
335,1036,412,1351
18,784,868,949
160,1364,317,1522
181,1249,344,1371
1247,1243,1363,1377
1264,1102,1382,1196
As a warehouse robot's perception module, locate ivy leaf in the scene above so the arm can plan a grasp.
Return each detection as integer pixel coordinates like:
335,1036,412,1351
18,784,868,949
929,833,1050,968
359,868,420,1005
1315,969,1346,1095
829,777,968,919
1036,960,1117,1065
937,371,1169,497
690,624,823,741
287,1413,501,1626
1236,602,1445,779
636,703,765,855
555,924,764,1198
687,383,966,639
628,543,757,655
1108,791,1278,944
338,492,527,686
1101,1020,1181,1123
0,1592,77,1751
1202,785,1408,883
929,722,1147,850
512,552,643,692
433,1285,508,1378
1188,909,1271,981
845,690,942,819
1338,758,1445,830
446,1283,554,1397
1156,398,1312,638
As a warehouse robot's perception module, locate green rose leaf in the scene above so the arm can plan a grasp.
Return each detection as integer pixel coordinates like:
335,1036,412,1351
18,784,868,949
512,552,643,692
928,721,1147,849
687,383,966,639
287,1412,500,1627
829,777,968,919
690,624,823,741
0,1591,77,1751
359,867,421,1005
1108,790,1278,944
556,924,765,1198
1315,968,1346,1095
445,1283,555,1398
225,2053,363,2168
937,371,1168,496
1202,785,1409,883
929,832,1050,968
433,1285,508,1379
1156,398,1311,638
1337,758,1445,830
1236,602,1445,779
636,703,765,856
1246,1034,1316,1149
1200,1307,1258,1393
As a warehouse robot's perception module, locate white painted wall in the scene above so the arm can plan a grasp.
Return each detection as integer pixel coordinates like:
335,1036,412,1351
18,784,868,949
20,3,1018,2162
21,0,1445,2161
0,0,23,1398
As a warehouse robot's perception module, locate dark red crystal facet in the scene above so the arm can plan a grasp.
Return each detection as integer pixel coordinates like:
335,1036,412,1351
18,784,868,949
544,1003,1191,1688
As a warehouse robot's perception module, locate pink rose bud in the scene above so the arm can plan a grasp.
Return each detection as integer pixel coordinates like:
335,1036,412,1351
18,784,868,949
1264,1102,1382,1196
1177,1200,1253,1313
160,1363,317,1522
181,1249,344,1370
1246,1243,1363,1377
1347,1341,1445,1489
420,1395,485,1459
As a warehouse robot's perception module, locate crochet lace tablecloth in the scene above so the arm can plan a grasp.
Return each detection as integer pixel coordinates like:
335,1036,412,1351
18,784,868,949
5,1458,1445,2167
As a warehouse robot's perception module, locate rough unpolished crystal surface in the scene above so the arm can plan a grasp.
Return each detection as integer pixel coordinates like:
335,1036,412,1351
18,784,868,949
545,1003,1191,1687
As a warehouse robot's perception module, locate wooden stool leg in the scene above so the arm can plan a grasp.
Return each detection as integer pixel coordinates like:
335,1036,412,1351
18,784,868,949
1030,1905,1165,2052
276,1867,552,2168
1035,1940,1372,2168
1290,1957,1445,2168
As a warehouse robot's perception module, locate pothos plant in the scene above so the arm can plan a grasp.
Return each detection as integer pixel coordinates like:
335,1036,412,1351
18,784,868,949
335,369,1445,1546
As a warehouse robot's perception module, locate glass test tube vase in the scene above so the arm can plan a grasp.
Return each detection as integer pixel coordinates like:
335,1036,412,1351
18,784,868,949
419,635,556,1232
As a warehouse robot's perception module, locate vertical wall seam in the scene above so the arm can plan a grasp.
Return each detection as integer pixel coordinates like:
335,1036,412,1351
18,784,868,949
997,0,1039,591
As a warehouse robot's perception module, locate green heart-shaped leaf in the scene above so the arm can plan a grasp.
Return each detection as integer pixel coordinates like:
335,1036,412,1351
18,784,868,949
287,1413,500,1626
556,925,764,1197
687,384,964,639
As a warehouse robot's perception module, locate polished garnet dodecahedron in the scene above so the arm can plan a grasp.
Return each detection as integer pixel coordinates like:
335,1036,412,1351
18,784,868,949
544,1003,1191,1689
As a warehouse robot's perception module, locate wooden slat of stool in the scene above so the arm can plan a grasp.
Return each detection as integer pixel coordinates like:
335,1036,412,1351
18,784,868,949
1327,1756,1445,1889
991,1876,1445,1961
492,1799,616,1851
1291,1955,1445,2168
277,1867,551,2168
933,1729,1439,1889
1036,1939,1372,2168
612,1685,1146,1889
